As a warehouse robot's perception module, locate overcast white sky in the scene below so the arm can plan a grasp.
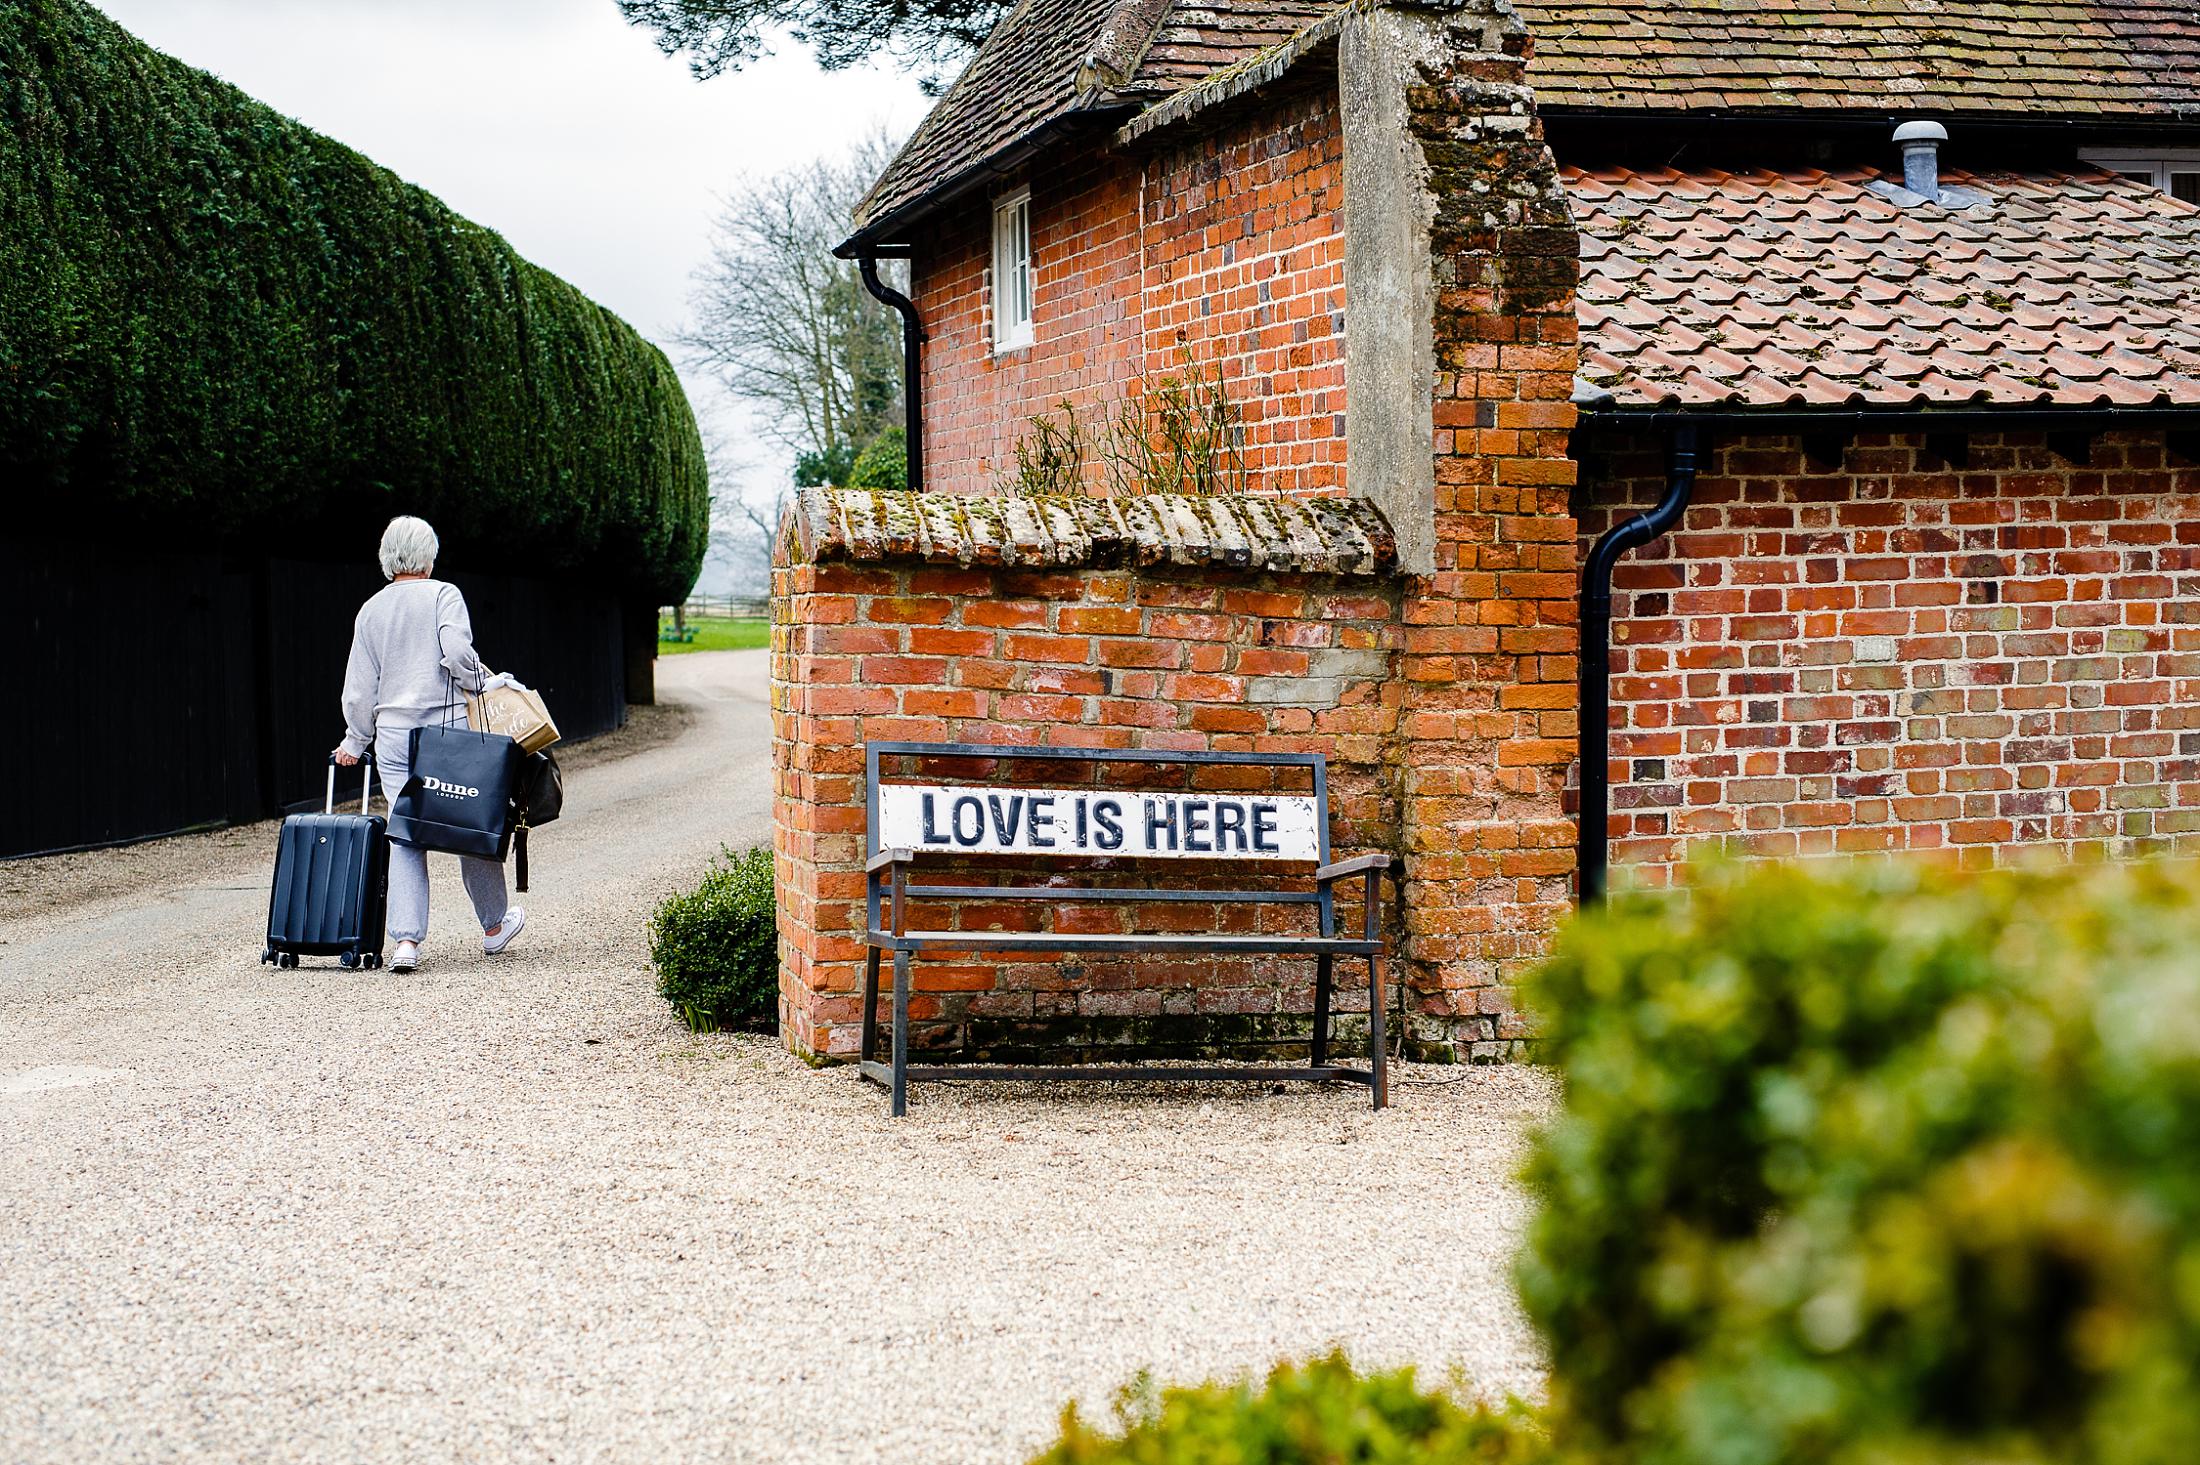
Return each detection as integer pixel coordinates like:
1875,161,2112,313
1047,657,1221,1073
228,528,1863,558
91,0,927,592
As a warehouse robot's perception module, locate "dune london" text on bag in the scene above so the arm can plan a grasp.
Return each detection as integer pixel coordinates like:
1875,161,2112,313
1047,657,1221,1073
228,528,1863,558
387,696,522,859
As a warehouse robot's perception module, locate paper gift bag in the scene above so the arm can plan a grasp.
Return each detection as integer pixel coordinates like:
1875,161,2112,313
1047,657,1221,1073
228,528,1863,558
465,680,560,755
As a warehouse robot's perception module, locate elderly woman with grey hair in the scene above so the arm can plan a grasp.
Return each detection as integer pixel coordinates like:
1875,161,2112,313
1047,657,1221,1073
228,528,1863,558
332,516,525,973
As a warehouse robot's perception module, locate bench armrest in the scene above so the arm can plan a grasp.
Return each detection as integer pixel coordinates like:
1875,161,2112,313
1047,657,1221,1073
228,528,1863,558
866,847,914,875
1314,853,1391,883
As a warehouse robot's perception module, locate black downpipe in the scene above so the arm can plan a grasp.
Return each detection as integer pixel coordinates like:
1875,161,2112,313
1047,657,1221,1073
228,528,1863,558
1577,421,1700,904
858,253,924,494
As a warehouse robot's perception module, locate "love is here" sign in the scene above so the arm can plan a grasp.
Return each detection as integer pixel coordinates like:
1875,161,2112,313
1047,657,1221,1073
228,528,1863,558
874,784,1322,861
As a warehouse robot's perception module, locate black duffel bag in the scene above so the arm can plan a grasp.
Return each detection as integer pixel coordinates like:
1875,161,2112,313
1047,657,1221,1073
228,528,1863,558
387,723,522,859
510,750,563,893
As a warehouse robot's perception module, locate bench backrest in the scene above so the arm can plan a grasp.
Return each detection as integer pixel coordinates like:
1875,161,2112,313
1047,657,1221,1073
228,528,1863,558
864,740,1336,929
866,742,1331,863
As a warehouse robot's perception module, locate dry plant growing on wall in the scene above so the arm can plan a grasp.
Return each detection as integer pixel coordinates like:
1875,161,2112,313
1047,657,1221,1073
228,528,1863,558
1105,356,1248,498
1011,400,1087,497
1008,353,1248,498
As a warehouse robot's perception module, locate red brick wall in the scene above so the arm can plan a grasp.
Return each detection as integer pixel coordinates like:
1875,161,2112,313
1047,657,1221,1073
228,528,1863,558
773,17,1584,1066
911,147,1145,495
770,555,1402,1060
908,88,1345,496
1140,88,1347,496
1577,428,2200,884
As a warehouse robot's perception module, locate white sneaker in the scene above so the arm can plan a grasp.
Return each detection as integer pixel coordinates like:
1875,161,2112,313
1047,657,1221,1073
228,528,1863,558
390,941,421,973
483,907,526,956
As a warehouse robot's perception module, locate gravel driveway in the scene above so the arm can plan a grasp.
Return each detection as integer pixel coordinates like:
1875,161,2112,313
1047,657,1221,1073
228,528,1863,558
0,649,1553,1464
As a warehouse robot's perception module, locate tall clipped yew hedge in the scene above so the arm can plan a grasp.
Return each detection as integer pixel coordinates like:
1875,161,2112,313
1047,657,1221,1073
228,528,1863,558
0,0,707,603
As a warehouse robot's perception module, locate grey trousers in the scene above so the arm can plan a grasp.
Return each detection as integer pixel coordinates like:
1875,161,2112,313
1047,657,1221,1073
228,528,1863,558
386,842,509,946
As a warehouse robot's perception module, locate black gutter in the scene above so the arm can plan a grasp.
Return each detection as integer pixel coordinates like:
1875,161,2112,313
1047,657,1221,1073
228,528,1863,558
857,252,925,495
1540,105,2200,132
1578,421,1700,905
1577,405,2200,435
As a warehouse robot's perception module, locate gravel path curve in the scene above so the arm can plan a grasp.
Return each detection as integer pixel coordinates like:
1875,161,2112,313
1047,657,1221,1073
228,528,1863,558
0,650,1553,1464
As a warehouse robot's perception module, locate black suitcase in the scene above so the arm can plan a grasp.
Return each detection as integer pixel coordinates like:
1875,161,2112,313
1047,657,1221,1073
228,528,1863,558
261,755,389,970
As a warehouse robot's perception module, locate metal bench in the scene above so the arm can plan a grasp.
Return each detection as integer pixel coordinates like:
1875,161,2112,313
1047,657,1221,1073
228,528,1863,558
860,741,1390,1116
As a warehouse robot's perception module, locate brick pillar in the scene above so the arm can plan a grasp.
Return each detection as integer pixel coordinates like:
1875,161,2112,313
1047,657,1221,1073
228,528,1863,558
1364,1,1582,1057
768,553,877,1058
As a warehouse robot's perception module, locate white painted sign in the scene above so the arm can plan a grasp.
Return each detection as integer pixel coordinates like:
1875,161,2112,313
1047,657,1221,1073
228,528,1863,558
876,784,1322,861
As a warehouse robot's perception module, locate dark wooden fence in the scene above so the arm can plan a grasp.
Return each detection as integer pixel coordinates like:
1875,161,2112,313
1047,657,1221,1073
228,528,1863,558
1,536,628,858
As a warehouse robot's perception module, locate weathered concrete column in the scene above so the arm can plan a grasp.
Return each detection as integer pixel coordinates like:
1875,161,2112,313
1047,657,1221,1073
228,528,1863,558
1348,0,1583,1057
1340,8,1439,577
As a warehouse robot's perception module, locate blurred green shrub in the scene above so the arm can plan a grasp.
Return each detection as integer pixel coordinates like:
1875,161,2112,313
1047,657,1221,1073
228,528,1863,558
848,428,909,491
1030,1350,1548,1464
1519,857,2200,1465
1031,859,2200,1465
650,845,778,1033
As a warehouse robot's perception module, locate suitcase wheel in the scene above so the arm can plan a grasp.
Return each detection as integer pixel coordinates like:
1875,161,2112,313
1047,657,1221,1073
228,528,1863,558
279,952,299,969
362,953,382,970
339,953,358,971
260,947,274,965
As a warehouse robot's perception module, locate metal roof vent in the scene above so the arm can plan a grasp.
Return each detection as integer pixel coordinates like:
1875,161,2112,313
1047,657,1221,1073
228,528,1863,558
1893,120,1948,202
1869,120,1986,209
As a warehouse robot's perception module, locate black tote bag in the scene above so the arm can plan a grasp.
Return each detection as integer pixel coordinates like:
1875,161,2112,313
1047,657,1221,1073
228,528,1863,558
387,723,522,859
509,749,563,893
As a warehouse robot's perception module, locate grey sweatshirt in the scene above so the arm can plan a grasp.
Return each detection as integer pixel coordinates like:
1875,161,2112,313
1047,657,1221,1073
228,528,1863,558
337,579,488,769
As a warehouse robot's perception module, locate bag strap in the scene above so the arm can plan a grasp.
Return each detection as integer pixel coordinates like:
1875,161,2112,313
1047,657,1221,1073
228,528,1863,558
443,659,488,740
437,607,480,733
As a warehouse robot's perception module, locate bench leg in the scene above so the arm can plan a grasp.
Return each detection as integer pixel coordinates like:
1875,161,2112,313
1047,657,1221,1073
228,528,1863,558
1368,953,1388,1111
1311,955,1332,1069
861,947,882,1063
890,949,912,1118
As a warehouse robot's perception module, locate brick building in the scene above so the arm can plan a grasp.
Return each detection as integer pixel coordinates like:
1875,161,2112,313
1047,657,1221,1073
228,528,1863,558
773,0,2200,1064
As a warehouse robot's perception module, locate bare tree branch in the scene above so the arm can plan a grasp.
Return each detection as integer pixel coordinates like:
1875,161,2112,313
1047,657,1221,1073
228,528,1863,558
680,133,907,475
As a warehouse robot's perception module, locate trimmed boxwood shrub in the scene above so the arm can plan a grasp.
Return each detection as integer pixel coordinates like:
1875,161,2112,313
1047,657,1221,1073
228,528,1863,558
0,0,707,603
1031,1351,1546,1464
1518,857,2200,1465
651,845,778,1033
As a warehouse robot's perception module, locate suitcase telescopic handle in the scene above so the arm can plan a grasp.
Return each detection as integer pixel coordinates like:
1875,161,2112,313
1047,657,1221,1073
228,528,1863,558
326,750,376,815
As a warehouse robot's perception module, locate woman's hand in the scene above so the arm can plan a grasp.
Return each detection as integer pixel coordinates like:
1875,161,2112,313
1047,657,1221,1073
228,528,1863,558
332,746,361,767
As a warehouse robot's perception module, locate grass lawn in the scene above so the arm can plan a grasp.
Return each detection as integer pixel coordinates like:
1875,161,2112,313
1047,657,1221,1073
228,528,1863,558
659,617,769,654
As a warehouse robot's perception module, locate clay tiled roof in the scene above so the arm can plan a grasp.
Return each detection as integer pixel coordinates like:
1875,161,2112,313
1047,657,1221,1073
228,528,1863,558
1128,0,1341,92
847,0,1344,246
1518,0,2200,118
790,486,1396,573
850,0,1140,242
1571,166,2200,411
854,0,2200,246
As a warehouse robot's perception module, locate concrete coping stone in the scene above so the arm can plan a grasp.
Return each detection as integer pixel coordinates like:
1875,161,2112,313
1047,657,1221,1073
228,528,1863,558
789,486,1400,576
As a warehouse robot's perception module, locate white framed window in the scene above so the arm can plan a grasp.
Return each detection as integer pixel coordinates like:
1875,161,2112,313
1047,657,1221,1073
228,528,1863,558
990,187,1034,352
2080,148,2200,204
